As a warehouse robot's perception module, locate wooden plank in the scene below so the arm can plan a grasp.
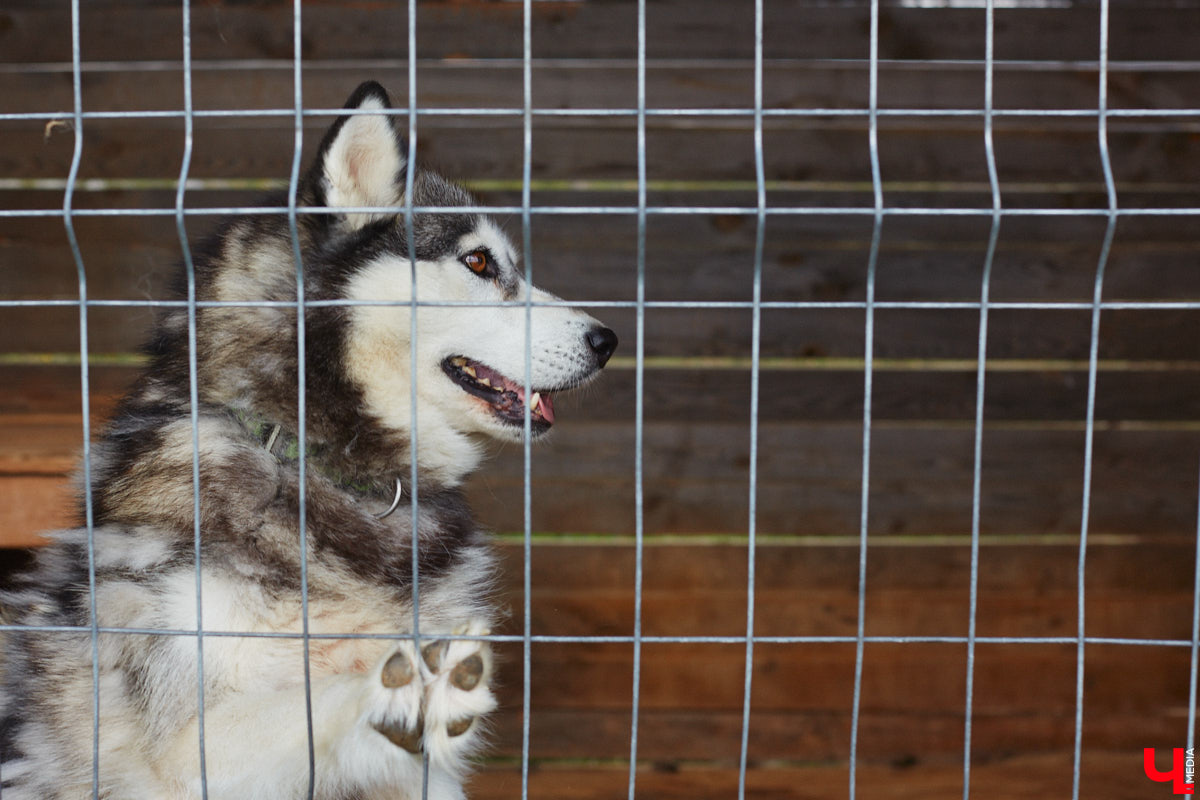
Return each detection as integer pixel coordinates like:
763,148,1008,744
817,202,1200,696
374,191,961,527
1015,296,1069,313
593,368,1200,424
4,173,1200,323
476,423,1200,537
477,541,1194,761
5,209,1200,302
483,705,1184,767
3,2,1199,65
4,422,1194,621
0,537,1183,763
5,266,1200,361
5,200,1200,320
0,476,68,547
0,414,84,474
491,542,1198,642
0,367,133,416
2,408,1198,541
480,639,1188,761
499,644,1188,760
12,360,1200,426
0,415,95,546
0,533,1188,761
6,108,1200,200
5,300,1200,368
0,64,824,117
467,751,1158,800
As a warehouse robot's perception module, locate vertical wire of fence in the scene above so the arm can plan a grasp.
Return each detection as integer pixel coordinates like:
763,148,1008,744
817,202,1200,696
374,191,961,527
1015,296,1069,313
626,0,648,796
849,0,885,796
1072,2,1120,797
520,1,536,798
1191,462,1200,759
402,0,429,795
60,0,103,795
172,2,212,796
736,0,768,797
962,1,1003,797
282,0,321,795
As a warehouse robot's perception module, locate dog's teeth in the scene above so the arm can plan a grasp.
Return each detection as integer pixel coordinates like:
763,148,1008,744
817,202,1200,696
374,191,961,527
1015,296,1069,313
463,366,477,379
451,357,467,367
530,392,541,412
478,377,491,387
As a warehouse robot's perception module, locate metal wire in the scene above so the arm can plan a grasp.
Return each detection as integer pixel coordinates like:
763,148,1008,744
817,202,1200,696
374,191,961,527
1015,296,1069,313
625,0,648,797
59,0,101,796
172,2,210,796
0,625,1189,647
283,0,319,793
10,299,1200,314
6,54,1200,73
3,2,1198,799
1071,3,1120,797
736,0,767,797
962,2,1003,796
520,0,535,796
400,2,432,797
7,205,1200,219
11,105,1200,124
1190,460,1200,764
7,298,1200,313
848,1,885,796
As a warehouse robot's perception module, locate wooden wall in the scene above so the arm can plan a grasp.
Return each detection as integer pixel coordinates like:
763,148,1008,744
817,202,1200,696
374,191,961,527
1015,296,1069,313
2,1,1200,796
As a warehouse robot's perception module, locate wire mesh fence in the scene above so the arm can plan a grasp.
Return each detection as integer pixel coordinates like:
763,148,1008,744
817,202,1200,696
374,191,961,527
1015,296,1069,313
1,0,1199,798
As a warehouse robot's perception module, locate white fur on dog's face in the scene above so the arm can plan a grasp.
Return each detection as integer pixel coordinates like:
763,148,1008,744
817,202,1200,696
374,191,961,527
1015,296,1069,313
314,87,611,486
344,222,608,486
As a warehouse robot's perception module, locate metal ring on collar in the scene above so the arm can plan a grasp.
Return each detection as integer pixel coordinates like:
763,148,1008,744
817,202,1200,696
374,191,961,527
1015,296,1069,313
374,477,404,520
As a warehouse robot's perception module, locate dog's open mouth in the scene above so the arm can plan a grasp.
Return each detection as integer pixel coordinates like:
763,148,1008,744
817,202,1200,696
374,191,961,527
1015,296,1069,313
442,356,556,432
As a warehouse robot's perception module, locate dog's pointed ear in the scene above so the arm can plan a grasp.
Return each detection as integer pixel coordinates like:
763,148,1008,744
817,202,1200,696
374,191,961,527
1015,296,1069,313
311,81,407,229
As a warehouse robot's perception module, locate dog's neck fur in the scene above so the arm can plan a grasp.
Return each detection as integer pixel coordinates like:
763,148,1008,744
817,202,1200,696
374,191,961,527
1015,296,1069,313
229,406,403,498
224,391,440,497
112,355,453,504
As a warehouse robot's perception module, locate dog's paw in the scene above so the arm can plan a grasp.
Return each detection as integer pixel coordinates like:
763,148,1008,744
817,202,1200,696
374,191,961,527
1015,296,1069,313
419,620,496,768
367,622,496,768
367,643,426,754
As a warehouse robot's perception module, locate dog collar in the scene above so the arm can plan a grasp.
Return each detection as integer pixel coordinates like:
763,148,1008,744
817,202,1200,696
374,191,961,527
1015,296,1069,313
231,408,403,518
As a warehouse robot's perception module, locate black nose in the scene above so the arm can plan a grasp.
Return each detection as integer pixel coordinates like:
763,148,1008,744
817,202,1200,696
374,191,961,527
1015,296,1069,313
586,326,618,368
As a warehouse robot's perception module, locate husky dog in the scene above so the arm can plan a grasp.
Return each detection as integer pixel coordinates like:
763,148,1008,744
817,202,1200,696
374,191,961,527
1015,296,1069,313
0,81,617,799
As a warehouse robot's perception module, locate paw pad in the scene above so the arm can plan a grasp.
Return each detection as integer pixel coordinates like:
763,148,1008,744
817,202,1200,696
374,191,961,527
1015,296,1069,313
374,717,424,754
380,651,415,689
446,716,474,738
421,640,447,672
450,654,483,691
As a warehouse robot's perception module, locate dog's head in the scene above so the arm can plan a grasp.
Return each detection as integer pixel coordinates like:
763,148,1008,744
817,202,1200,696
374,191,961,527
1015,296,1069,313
299,82,617,485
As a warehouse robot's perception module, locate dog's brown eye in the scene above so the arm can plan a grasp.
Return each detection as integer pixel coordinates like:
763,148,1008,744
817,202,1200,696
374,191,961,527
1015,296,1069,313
463,251,488,275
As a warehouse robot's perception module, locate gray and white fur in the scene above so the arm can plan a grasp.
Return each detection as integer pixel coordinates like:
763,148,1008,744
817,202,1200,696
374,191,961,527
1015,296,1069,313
0,81,617,799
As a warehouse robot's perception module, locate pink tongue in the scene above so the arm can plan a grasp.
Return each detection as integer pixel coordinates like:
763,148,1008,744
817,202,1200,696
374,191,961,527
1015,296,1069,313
537,393,556,425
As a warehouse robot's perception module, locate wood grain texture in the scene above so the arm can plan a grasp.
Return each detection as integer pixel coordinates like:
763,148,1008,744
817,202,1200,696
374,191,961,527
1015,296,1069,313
467,752,1160,800
3,407,1198,541
2,3,1198,793
3,2,1199,63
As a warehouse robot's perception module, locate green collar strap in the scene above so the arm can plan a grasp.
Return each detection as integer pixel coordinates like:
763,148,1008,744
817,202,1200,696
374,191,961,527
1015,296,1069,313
230,407,382,496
